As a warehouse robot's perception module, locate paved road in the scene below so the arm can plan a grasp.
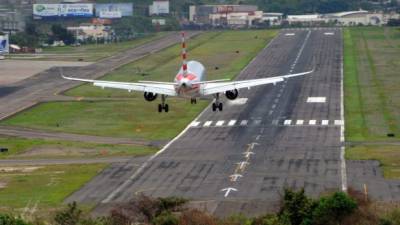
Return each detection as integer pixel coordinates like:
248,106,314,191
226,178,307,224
66,28,350,216
0,31,201,121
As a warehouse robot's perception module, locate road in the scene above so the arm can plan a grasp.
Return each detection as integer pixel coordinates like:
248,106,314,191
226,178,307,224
0,31,201,121
66,28,350,216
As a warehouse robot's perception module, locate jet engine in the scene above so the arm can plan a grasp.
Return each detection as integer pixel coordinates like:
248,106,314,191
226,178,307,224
225,89,239,100
144,92,158,101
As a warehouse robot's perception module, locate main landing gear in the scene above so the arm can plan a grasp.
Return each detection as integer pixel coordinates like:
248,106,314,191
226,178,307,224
212,93,223,112
158,95,169,113
190,98,197,104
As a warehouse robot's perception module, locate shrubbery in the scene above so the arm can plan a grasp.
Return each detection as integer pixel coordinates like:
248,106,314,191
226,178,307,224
1,189,400,225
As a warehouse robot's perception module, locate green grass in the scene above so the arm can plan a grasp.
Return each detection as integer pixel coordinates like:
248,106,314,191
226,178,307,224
344,27,400,179
0,136,157,159
344,27,400,141
10,32,168,62
2,30,277,140
346,145,400,179
0,164,106,209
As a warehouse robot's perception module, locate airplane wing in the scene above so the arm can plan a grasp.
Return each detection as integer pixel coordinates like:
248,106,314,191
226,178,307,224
62,76,177,96
200,70,313,95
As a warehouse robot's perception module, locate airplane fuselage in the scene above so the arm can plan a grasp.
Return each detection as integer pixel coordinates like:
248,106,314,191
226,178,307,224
174,60,206,98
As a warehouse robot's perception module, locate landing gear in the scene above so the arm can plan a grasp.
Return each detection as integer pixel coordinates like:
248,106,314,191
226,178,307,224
190,98,197,104
158,95,169,113
212,93,223,112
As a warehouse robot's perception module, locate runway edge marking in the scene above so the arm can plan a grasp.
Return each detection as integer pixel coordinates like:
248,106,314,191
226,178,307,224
339,28,348,192
101,31,281,204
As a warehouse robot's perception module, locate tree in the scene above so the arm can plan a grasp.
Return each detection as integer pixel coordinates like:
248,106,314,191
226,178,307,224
312,192,357,225
0,214,31,225
278,188,316,225
50,24,75,45
54,202,82,225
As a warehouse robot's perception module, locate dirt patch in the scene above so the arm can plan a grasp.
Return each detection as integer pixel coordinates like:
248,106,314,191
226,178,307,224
0,166,42,173
0,181,8,189
17,146,98,157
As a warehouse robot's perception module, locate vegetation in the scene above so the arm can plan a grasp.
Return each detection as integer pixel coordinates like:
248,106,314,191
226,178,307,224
2,30,276,141
3,188,400,225
343,27,400,178
0,164,106,209
0,136,157,158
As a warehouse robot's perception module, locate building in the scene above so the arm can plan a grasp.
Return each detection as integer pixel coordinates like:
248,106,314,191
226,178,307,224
149,0,169,15
0,0,33,33
287,14,326,26
261,12,283,26
67,23,111,41
327,10,399,26
189,5,260,27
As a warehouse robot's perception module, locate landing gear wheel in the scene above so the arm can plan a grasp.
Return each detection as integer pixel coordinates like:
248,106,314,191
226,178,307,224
158,104,162,113
218,103,223,111
191,98,197,104
164,104,169,112
212,103,217,112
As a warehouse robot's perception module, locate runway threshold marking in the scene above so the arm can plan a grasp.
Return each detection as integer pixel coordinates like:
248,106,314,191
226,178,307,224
307,97,326,103
189,119,344,128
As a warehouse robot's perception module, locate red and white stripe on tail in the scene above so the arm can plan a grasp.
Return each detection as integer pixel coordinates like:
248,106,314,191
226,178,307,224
181,32,188,77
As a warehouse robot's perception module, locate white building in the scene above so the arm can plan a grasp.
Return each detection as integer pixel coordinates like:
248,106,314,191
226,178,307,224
328,10,400,26
67,24,111,41
287,14,326,25
149,0,169,15
261,12,283,26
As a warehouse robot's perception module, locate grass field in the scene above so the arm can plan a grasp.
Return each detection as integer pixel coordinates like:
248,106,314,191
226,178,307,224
344,27,400,178
0,135,157,159
2,30,277,140
9,33,168,62
0,164,106,210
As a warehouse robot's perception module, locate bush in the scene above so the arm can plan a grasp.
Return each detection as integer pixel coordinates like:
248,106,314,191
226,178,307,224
178,209,217,225
278,188,316,225
152,211,178,225
54,202,82,225
0,214,31,225
312,192,357,225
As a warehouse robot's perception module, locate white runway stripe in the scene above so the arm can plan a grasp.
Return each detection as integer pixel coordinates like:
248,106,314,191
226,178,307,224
191,121,200,127
308,120,316,125
284,120,292,125
203,121,212,127
216,120,225,126
296,120,304,125
240,120,248,126
228,120,237,126
321,120,329,125
334,120,343,125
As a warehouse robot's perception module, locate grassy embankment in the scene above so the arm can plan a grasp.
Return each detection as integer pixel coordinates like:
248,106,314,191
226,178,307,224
0,164,106,214
9,32,168,62
344,27,400,178
2,30,277,141
0,136,156,159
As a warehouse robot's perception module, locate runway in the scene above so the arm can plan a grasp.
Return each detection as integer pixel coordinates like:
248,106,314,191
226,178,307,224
67,28,347,216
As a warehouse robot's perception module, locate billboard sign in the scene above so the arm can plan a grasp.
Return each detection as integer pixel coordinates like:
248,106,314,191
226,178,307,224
95,3,133,18
33,4,93,18
0,34,9,54
99,10,122,19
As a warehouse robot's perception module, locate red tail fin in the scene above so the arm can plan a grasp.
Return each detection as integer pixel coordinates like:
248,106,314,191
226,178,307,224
181,32,188,77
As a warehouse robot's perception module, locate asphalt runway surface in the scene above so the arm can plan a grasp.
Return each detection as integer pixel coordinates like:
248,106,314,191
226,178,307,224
0,31,201,121
67,28,363,216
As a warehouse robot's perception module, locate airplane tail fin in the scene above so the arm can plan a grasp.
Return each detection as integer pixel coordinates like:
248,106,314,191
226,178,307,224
181,32,188,77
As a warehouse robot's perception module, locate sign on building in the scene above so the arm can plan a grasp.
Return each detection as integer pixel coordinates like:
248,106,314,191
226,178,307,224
33,4,94,19
95,3,133,18
0,34,9,54
149,1,169,15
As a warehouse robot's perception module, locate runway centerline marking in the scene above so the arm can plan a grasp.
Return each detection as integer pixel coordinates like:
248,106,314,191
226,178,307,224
307,97,326,103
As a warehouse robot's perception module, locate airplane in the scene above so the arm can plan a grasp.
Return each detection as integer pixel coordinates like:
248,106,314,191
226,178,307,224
62,32,313,113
